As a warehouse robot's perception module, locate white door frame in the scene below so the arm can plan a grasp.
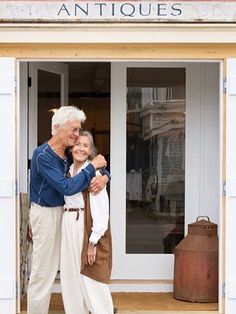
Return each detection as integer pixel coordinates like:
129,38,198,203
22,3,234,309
110,61,222,293
16,58,223,298
19,62,29,194
224,58,236,314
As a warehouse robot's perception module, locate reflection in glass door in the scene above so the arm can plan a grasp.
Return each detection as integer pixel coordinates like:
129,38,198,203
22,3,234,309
126,68,185,254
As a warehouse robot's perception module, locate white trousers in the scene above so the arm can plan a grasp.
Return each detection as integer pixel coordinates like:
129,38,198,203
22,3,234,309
60,210,114,314
27,203,63,314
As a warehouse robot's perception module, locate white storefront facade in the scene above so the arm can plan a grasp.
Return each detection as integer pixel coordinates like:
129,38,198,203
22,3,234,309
1,1,236,314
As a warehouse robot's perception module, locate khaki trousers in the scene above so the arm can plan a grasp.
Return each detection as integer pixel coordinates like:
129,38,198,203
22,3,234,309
27,203,63,314
60,210,114,314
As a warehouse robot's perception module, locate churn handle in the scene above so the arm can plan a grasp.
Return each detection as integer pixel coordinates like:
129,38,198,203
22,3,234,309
196,216,210,222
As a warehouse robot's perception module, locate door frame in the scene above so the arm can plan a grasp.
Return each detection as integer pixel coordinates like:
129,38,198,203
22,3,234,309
17,59,224,300
224,59,236,314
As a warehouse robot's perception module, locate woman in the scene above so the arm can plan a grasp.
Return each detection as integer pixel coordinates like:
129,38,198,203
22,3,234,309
60,130,114,314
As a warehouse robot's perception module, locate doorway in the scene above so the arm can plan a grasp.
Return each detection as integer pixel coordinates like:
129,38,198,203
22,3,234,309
19,61,111,296
19,60,221,295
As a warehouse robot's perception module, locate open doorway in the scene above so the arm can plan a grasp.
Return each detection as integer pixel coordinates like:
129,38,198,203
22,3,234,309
19,61,111,300
19,60,221,308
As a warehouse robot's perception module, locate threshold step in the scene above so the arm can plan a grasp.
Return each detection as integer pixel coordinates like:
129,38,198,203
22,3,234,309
21,310,218,314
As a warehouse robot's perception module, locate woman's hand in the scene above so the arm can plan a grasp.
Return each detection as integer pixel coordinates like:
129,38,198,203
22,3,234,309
89,175,108,194
87,243,97,265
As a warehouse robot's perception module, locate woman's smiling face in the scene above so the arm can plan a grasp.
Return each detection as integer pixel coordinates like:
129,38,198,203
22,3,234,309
72,135,92,164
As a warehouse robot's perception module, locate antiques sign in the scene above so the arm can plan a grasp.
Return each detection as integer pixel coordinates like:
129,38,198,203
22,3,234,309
0,1,236,22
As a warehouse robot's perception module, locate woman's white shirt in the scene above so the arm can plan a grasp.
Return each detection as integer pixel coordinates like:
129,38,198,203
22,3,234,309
64,160,109,244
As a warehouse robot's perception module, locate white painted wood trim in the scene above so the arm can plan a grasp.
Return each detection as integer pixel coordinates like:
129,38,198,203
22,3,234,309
110,62,127,279
0,57,16,314
19,62,28,193
185,64,202,229
225,58,236,314
218,61,224,314
28,62,38,159
1,23,236,43
51,282,174,293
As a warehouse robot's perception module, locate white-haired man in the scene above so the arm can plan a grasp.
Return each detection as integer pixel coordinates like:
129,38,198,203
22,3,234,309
28,106,109,314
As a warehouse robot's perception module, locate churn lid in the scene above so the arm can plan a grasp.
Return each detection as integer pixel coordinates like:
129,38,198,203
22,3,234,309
188,216,217,236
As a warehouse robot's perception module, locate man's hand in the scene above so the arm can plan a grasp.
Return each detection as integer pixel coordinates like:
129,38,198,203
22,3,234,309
89,175,109,194
27,224,33,241
91,154,107,170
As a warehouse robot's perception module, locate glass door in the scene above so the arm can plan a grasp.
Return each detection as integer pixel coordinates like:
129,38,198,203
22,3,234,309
28,62,69,158
111,63,186,280
110,62,220,281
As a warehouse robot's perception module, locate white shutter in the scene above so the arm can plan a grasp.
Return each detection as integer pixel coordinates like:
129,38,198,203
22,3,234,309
0,58,16,313
225,59,236,314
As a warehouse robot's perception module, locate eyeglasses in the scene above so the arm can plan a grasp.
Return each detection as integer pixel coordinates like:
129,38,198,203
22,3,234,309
68,127,83,135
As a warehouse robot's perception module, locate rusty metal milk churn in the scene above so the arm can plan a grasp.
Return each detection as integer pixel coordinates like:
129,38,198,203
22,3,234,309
173,216,218,302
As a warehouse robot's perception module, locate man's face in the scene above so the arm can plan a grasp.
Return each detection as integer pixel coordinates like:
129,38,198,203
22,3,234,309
57,119,82,147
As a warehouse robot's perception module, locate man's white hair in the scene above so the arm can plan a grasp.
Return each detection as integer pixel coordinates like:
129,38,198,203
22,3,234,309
51,106,86,135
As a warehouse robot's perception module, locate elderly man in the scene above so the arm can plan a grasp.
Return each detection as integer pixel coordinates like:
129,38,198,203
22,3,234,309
28,106,109,314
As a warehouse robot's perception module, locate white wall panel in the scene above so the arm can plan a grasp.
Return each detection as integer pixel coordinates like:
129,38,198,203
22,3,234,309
186,63,220,228
0,57,16,314
225,58,236,314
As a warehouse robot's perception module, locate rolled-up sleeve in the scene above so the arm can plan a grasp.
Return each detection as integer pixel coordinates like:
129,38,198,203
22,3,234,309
89,187,109,244
101,168,111,181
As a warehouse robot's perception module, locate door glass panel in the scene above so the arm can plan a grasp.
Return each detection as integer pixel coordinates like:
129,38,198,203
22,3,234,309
126,67,185,254
37,70,61,146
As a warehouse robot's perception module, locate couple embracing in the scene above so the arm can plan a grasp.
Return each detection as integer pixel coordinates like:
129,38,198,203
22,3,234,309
28,106,113,314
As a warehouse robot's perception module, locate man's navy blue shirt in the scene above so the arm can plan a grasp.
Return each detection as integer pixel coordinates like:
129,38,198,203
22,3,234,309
30,143,96,207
